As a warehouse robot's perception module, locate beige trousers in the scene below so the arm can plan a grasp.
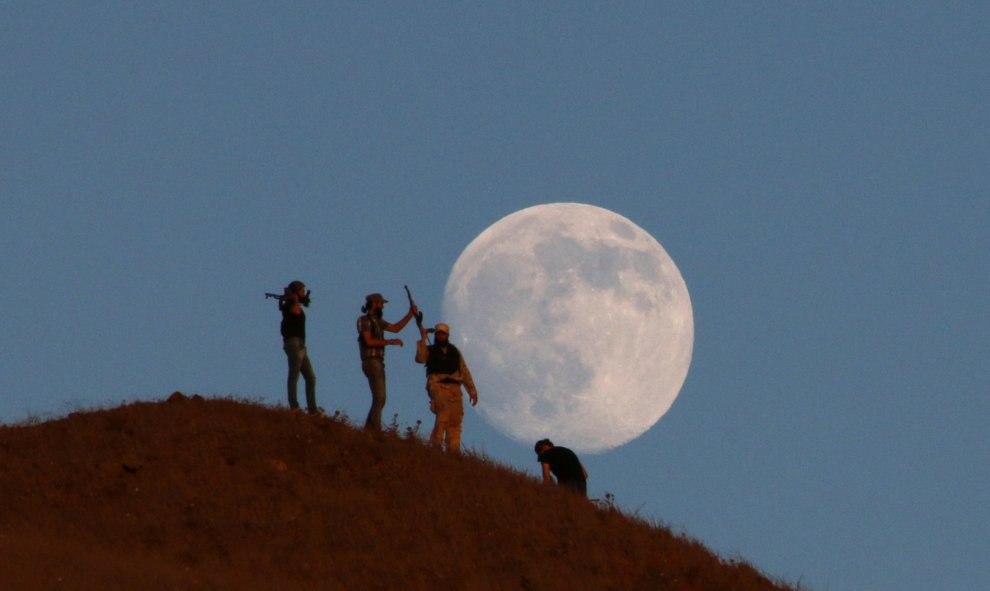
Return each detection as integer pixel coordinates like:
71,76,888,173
428,381,465,453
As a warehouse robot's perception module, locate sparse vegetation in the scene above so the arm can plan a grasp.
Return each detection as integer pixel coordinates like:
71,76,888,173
383,412,423,440
0,395,802,590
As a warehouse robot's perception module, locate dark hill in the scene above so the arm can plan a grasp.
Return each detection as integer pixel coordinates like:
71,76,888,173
0,395,797,590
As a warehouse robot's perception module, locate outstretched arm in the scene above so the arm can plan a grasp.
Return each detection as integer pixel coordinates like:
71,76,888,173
362,328,403,348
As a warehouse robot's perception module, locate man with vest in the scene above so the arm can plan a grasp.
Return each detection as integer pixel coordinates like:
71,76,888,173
415,322,478,453
278,280,317,414
357,292,418,431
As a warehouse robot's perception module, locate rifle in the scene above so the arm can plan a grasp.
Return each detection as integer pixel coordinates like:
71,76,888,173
404,285,424,329
265,291,311,307
406,285,431,353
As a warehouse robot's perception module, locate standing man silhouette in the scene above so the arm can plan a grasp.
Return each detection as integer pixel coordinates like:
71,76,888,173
278,280,317,414
415,322,478,453
356,292,417,431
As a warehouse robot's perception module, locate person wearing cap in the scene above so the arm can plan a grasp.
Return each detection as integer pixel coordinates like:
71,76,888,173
278,280,318,414
534,439,588,496
357,292,418,431
415,322,478,453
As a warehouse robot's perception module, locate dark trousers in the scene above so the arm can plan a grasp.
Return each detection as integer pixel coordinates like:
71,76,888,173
361,358,386,430
561,478,588,497
284,337,317,413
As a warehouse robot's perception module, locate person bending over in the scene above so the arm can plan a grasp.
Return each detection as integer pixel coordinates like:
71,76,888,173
534,438,588,497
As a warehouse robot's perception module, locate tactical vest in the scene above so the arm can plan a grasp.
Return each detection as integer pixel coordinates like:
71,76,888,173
426,343,461,375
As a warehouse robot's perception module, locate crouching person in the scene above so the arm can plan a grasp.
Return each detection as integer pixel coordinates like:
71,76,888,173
534,439,588,497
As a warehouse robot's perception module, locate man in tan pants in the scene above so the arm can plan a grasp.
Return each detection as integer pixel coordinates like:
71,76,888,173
415,322,478,453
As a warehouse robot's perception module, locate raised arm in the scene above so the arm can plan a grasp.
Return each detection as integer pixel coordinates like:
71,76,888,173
280,288,302,316
384,303,418,333
415,325,430,364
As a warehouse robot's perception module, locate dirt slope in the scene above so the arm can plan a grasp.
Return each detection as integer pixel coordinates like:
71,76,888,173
0,395,796,590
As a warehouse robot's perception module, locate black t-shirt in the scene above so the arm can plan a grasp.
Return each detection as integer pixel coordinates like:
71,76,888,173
280,304,306,340
538,446,585,487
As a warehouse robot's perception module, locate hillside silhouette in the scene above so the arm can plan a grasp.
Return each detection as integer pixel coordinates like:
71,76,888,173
0,395,799,590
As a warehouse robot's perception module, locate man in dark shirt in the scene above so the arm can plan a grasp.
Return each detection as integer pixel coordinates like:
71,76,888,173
278,280,317,413
535,439,588,497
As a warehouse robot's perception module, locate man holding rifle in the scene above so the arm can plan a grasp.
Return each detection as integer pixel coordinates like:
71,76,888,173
274,280,318,414
356,292,418,431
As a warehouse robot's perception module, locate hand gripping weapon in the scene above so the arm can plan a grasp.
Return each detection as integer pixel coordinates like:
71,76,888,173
405,285,431,350
404,285,424,329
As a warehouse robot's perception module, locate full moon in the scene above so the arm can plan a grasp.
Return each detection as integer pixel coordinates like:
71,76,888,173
442,203,693,453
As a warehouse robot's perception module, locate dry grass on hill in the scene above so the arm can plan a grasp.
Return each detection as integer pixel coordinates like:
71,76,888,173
0,395,800,590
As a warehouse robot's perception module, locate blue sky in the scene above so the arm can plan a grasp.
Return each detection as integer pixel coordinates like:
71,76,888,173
2,3,987,590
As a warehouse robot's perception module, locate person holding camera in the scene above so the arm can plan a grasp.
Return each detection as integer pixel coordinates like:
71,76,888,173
356,292,417,431
278,280,318,414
